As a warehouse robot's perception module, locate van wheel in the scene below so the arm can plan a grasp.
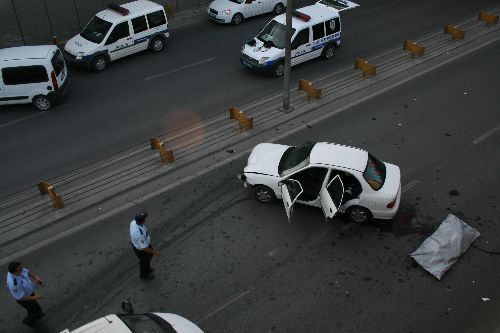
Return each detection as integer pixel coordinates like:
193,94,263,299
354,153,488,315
273,62,285,77
322,44,335,60
92,55,107,72
33,95,52,111
150,36,165,52
346,206,372,224
273,3,285,14
231,13,243,25
254,185,276,203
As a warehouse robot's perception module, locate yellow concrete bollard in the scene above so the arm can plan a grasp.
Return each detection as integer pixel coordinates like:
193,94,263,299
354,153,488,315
298,79,322,100
444,25,465,40
478,12,499,27
354,58,377,78
150,137,174,164
403,40,425,58
229,107,253,131
52,36,60,45
38,181,64,209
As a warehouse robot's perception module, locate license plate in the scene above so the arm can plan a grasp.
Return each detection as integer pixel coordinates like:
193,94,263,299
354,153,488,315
242,61,252,69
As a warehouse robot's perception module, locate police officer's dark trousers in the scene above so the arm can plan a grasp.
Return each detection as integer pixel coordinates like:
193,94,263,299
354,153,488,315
133,244,154,278
17,293,42,326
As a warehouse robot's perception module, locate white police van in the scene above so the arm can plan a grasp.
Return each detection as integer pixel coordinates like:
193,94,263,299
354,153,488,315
240,0,358,77
64,0,169,72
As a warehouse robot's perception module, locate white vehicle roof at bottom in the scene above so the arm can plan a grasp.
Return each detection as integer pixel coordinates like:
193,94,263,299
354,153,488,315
0,45,55,61
60,313,204,333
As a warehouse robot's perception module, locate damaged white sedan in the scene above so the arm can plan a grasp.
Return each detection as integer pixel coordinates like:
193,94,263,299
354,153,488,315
238,141,401,223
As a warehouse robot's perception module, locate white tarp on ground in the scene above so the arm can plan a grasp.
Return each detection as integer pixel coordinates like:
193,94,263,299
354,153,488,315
410,214,480,280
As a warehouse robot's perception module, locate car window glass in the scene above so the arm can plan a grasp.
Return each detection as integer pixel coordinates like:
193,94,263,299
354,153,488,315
327,176,344,208
291,28,309,49
147,10,166,29
257,20,293,49
2,66,48,85
119,314,176,333
80,16,112,44
51,49,65,76
132,15,148,34
312,23,325,40
329,170,361,203
363,153,386,190
279,142,315,176
325,17,340,35
106,21,130,44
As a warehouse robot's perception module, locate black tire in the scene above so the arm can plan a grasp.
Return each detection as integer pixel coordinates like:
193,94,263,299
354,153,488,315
273,3,285,14
346,206,372,224
253,185,276,203
273,62,285,77
92,55,108,72
322,43,335,60
32,95,52,111
150,36,165,52
231,13,243,25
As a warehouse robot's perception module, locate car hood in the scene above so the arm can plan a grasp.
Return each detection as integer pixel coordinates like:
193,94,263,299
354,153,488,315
379,162,401,197
209,0,240,11
244,143,290,177
64,34,98,56
154,313,203,333
242,37,282,61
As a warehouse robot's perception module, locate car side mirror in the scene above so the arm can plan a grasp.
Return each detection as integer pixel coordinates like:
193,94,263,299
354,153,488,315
121,301,134,314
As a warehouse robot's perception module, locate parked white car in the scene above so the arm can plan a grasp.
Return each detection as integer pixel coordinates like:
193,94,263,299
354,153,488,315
208,0,285,25
238,142,401,224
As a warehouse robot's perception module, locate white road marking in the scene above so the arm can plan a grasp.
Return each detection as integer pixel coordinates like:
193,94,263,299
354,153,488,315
145,57,216,81
0,113,44,129
472,123,500,144
197,289,251,323
402,179,420,193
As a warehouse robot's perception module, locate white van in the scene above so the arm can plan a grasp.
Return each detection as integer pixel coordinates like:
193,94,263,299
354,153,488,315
64,0,169,72
0,45,69,111
208,0,285,25
240,0,358,77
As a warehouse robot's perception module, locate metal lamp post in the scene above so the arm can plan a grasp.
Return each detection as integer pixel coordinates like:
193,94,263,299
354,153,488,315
282,0,292,111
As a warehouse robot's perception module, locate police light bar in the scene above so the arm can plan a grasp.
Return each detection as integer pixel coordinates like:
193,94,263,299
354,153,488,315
292,10,311,22
108,4,130,15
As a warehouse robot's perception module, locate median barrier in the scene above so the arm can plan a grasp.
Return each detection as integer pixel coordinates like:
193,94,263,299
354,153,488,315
444,25,465,40
478,12,499,26
229,107,253,131
150,137,174,164
354,58,377,78
403,40,425,58
38,181,64,209
298,79,322,100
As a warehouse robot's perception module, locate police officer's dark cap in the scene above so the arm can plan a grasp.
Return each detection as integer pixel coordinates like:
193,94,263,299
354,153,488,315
8,262,21,273
135,212,148,222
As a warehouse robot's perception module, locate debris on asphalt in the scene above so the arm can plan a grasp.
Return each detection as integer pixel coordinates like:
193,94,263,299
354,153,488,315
410,214,480,280
481,298,490,302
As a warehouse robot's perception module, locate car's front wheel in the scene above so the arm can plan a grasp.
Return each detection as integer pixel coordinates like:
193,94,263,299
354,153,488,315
273,3,285,14
254,185,276,203
92,55,108,72
231,13,243,25
346,206,372,224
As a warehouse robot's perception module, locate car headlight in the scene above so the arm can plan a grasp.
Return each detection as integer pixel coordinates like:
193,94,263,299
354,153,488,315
258,57,269,65
221,9,231,15
76,52,84,60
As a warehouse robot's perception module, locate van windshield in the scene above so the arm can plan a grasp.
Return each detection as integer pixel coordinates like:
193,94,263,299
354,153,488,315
257,20,294,50
81,16,112,44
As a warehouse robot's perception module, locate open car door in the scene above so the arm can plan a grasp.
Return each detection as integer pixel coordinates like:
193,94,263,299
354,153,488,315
317,0,359,11
280,179,303,223
320,175,344,220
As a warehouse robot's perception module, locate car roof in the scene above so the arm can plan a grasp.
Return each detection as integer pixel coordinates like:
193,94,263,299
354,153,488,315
310,142,368,172
97,0,163,22
0,45,54,62
273,3,340,30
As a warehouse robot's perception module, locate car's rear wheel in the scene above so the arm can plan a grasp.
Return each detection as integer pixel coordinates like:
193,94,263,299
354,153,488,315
322,44,335,60
273,62,285,77
273,3,285,14
150,36,165,52
346,206,372,224
231,13,243,25
32,95,52,111
254,185,276,203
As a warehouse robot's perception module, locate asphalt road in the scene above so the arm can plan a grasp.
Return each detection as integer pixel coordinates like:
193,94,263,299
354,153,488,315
0,0,498,197
1,33,499,332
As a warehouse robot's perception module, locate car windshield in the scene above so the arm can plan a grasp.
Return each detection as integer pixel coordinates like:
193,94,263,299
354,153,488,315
363,153,386,190
80,16,112,44
119,314,176,333
257,20,293,49
279,142,315,177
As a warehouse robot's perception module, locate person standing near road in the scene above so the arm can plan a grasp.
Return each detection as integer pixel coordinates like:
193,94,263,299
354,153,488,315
130,212,160,280
6,262,45,327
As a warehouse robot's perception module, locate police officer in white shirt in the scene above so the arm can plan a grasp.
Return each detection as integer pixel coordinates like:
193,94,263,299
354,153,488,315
130,212,160,279
6,262,45,326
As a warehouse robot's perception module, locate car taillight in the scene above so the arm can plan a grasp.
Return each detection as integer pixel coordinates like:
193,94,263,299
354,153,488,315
387,197,397,208
51,70,59,91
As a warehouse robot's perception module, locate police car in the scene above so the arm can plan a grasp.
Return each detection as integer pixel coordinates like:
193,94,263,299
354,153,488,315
238,142,401,224
64,0,169,72
208,0,285,25
240,0,358,77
